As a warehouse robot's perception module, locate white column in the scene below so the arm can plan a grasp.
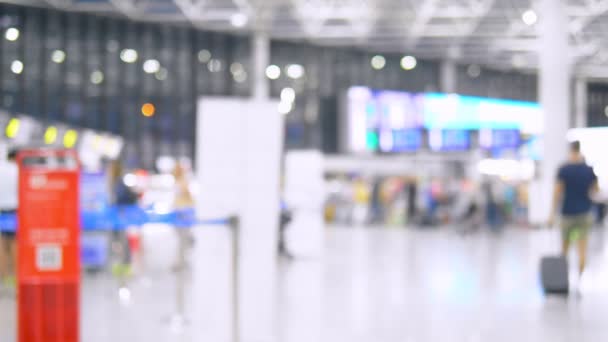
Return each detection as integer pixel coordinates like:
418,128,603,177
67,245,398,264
574,78,588,128
530,0,571,224
252,32,270,100
439,60,457,93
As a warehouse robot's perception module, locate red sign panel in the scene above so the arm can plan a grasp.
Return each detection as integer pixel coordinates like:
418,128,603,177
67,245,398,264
17,149,80,342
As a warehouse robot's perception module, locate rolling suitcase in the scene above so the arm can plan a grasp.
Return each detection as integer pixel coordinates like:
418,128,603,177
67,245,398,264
540,255,569,294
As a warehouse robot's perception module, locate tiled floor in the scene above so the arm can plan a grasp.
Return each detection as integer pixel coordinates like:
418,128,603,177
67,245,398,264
3,225,608,341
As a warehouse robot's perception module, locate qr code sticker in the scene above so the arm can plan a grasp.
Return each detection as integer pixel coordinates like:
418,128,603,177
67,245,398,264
36,245,62,271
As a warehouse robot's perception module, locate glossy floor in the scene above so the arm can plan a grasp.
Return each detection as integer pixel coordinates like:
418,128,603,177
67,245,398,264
2,225,608,341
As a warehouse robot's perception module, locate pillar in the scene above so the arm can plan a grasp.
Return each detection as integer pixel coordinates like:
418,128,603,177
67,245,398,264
439,60,457,93
530,0,571,224
252,32,270,100
574,78,588,128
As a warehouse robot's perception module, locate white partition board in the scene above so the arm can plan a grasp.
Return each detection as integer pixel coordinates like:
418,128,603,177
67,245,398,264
196,97,283,341
285,150,325,258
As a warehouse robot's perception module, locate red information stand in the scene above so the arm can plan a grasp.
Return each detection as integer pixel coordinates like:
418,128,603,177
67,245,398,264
17,149,80,342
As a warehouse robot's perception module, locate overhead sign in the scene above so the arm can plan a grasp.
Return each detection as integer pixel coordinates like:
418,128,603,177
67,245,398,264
345,87,543,153
422,93,542,133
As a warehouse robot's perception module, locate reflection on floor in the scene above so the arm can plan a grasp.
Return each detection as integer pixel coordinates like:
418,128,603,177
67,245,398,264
2,225,608,342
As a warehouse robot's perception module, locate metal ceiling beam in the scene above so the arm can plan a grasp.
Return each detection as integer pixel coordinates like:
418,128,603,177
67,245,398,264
108,0,144,19
271,27,533,40
492,38,538,52
576,65,608,79
567,1,608,16
173,0,205,25
569,0,608,33
40,0,72,8
406,0,440,48
456,0,496,40
68,2,115,12
173,0,255,26
0,0,47,7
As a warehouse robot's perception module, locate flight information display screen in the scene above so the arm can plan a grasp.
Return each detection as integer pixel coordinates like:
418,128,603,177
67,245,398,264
379,128,423,153
345,87,540,154
346,87,424,153
480,129,521,150
429,129,470,152
422,93,541,133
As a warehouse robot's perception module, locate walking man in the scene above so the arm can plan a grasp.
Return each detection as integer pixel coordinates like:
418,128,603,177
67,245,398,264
550,141,599,277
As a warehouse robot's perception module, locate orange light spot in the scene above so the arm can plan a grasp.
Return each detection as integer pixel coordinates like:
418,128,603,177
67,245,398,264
141,103,155,117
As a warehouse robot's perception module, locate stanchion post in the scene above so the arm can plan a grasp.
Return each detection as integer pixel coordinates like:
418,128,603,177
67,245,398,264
177,227,187,321
165,225,189,332
229,215,240,342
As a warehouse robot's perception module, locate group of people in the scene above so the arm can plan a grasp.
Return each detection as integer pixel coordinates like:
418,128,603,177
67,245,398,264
326,172,529,229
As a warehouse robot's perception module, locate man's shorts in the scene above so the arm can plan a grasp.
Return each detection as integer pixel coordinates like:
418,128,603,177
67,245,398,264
561,213,593,243
0,209,16,238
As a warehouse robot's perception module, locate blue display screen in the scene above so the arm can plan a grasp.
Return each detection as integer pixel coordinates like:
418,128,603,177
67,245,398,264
482,129,520,150
347,86,541,154
390,129,422,152
430,129,470,151
422,93,540,131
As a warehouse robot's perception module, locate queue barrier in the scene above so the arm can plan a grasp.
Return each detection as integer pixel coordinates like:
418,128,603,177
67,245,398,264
1,207,229,269
3,206,239,340
0,206,229,233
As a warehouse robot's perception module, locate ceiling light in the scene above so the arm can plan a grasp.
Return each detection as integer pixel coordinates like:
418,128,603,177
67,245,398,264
512,55,526,68
5,118,19,138
278,101,293,115
281,87,296,103
107,40,119,53
44,126,58,145
467,64,481,78
208,59,223,73
198,50,211,63
63,129,78,148
90,70,104,85
10,60,23,74
120,49,138,63
286,64,305,79
230,13,248,28
51,50,66,64
143,59,161,74
5,27,19,42
400,56,417,70
522,10,537,26
234,72,247,83
371,55,386,70
266,65,281,80
155,68,168,81
141,103,156,117
230,62,244,75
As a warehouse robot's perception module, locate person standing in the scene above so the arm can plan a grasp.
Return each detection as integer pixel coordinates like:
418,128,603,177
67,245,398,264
107,160,138,278
405,178,418,225
172,162,195,262
0,149,18,290
550,141,599,276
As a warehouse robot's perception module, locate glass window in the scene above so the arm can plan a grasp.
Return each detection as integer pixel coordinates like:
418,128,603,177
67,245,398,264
1,5,24,113
103,18,123,134
64,13,84,127
83,16,104,130
23,8,43,120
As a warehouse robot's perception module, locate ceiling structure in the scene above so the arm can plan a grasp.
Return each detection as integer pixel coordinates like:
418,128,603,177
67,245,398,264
5,0,608,78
